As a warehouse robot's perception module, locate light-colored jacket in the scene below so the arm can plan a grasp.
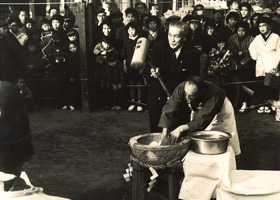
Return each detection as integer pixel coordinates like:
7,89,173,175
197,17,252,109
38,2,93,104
249,33,280,77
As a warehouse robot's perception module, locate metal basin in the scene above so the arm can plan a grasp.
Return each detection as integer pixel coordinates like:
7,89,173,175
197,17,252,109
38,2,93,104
190,131,231,155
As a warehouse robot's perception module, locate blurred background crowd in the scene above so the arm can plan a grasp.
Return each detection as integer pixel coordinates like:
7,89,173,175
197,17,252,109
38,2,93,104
0,0,280,115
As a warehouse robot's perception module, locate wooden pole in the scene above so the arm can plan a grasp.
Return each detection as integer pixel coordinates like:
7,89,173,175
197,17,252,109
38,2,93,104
29,0,35,19
77,2,94,112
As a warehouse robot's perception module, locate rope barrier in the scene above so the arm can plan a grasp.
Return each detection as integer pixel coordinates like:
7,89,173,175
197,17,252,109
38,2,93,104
225,80,263,85
127,100,147,106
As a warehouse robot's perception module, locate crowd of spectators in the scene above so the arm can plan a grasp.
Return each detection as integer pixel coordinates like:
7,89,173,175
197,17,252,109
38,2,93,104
1,1,280,117
0,5,80,111
92,0,280,116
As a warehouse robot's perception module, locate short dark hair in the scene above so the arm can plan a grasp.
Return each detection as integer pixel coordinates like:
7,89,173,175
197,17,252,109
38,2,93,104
146,15,161,28
51,14,63,24
135,2,147,9
194,4,204,11
96,8,105,16
225,11,240,23
101,19,113,29
257,16,273,26
186,75,207,94
40,18,51,26
235,21,250,33
204,21,216,30
239,2,252,13
150,3,159,9
125,8,138,18
250,13,261,25
126,21,140,35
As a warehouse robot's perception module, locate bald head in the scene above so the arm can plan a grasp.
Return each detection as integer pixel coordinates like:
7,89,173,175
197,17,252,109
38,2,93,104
184,76,206,99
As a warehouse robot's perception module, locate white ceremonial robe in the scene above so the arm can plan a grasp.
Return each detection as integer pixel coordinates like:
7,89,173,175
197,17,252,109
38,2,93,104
249,33,280,77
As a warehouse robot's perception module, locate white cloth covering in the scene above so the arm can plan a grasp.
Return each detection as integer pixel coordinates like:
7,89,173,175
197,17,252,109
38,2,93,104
0,172,70,200
217,170,280,200
179,146,236,200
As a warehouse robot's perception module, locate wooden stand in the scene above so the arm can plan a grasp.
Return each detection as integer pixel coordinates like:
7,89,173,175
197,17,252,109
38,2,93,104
131,160,183,200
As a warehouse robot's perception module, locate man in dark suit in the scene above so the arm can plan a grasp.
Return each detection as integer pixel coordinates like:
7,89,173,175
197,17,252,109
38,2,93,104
147,21,201,133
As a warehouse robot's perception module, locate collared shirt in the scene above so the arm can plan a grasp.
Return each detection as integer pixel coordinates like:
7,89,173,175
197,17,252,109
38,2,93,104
129,34,138,41
149,30,158,39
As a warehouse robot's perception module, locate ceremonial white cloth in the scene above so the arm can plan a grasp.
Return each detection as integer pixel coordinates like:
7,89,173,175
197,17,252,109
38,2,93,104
0,172,70,200
217,170,280,200
179,146,236,200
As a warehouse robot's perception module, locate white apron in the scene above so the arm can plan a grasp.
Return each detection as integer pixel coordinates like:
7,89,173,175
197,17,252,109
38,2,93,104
193,97,241,155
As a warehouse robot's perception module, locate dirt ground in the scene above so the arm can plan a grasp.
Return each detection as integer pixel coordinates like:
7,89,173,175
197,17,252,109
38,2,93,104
22,106,280,200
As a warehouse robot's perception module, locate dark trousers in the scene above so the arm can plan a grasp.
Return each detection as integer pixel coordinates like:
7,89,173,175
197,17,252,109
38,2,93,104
113,86,124,107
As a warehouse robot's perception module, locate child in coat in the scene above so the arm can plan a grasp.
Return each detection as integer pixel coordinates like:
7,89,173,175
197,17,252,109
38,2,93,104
122,22,145,112
40,18,60,63
65,41,81,111
93,36,115,90
106,50,124,111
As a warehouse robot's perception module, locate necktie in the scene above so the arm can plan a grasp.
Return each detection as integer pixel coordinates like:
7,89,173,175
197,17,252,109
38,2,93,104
172,50,176,62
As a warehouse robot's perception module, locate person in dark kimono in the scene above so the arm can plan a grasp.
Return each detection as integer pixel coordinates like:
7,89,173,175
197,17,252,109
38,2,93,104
227,21,255,113
0,81,34,190
148,21,201,132
158,75,241,155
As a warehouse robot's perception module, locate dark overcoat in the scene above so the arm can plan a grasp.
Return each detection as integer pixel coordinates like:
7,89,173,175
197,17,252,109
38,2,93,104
147,40,201,118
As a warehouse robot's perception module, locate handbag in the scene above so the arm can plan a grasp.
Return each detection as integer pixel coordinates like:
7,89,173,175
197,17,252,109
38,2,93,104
264,69,280,90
